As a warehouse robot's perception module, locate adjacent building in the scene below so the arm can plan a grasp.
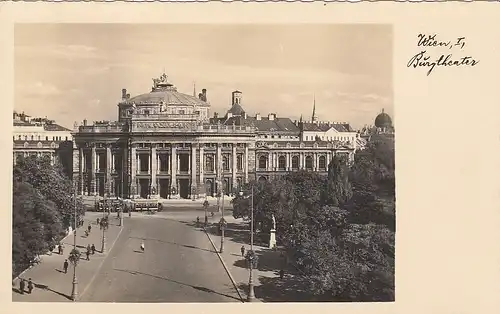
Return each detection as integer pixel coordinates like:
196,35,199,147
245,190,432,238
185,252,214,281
13,111,73,174
71,73,361,200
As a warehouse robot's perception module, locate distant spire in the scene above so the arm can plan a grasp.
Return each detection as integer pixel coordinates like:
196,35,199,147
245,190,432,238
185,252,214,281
193,82,196,97
312,94,318,122
299,114,303,123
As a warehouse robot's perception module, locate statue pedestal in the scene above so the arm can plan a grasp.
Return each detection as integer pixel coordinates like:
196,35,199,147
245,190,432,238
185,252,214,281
269,229,277,249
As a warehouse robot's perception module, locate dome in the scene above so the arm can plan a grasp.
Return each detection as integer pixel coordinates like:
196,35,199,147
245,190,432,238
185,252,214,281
125,72,210,107
374,109,392,128
127,90,209,107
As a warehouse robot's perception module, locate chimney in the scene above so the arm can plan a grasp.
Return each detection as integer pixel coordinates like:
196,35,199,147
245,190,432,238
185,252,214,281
122,88,127,100
227,112,233,118
126,93,130,99
268,113,276,121
214,112,219,119
256,113,261,121
83,119,87,126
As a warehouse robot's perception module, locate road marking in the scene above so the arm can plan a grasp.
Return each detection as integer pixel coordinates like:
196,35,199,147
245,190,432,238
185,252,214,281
203,228,245,303
79,225,125,300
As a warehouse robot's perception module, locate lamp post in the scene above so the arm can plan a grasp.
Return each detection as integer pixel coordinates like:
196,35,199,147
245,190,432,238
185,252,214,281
101,179,108,253
240,185,256,302
203,197,209,227
71,181,79,301
220,180,225,254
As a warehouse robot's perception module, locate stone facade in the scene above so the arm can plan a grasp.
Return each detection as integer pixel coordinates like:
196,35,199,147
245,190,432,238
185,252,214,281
72,73,356,200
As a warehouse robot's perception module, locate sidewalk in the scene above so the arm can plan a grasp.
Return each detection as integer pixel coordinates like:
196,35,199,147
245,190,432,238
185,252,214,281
12,212,124,302
203,215,314,302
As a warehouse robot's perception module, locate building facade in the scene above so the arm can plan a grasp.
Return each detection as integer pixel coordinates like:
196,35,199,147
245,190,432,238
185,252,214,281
72,73,359,200
13,111,73,172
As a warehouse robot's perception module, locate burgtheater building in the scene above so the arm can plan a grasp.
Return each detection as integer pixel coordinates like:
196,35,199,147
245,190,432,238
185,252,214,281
72,73,360,200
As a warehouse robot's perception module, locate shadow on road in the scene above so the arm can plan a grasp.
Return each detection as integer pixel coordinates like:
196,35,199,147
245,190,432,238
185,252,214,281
129,236,215,254
113,268,241,302
237,274,321,302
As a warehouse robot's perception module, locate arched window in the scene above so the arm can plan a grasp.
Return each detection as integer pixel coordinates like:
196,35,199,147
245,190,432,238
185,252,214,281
222,155,230,171
278,155,286,170
258,176,267,183
318,155,326,170
305,156,313,170
258,155,267,170
292,155,299,169
205,155,214,172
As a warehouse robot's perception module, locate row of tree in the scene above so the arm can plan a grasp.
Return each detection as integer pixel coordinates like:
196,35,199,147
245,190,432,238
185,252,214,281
12,155,84,278
232,138,395,301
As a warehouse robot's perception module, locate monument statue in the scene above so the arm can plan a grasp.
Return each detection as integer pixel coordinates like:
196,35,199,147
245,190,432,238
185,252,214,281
271,214,276,230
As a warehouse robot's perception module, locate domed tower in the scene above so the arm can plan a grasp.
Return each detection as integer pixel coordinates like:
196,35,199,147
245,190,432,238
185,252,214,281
374,108,394,133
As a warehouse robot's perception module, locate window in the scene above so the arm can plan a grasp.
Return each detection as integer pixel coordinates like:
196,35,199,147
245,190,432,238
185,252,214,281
278,156,286,170
292,156,299,169
222,155,230,171
258,155,267,170
305,156,313,170
65,136,68,141
318,156,327,170
179,109,185,115
237,154,243,171
18,135,21,140
144,110,150,115
31,135,34,140
205,155,214,172
46,136,49,141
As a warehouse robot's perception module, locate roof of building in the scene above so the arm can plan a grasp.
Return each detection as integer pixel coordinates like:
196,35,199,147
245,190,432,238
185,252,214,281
302,122,353,132
126,90,209,107
374,109,392,128
124,73,210,107
211,115,300,133
227,104,245,116
43,123,72,131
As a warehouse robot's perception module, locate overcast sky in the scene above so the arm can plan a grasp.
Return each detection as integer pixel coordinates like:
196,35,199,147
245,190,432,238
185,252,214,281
14,24,393,129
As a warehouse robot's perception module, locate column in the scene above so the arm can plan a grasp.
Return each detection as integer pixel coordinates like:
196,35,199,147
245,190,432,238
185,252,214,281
191,145,197,197
171,145,177,197
299,152,304,169
151,145,157,195
216,143,222,176
232,144,237,192
106,145,112,196
199,145,204,193
131,145,137,197
244,144,249,183
91,145,97,195
79,147,84,195
148,151,151,175
111,152,115,172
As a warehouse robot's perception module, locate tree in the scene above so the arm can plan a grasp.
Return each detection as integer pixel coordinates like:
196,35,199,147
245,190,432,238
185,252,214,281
12,181,65,276
13,155,84,229
324,155,353,207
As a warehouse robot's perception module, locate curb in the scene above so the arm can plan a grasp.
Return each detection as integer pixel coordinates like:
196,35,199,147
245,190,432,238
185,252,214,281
78,224,125,300
203,227,245,303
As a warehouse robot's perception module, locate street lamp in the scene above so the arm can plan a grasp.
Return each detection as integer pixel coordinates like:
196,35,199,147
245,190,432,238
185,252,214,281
203,198,209,227
70,181,79,301
101,179,109,253
220,179,225,254
240,184,256,302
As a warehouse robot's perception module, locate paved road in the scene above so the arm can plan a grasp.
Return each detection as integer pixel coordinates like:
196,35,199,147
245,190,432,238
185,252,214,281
80,215,241,302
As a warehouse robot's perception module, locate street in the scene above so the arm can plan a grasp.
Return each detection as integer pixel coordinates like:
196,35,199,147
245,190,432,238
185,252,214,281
79,213,241,302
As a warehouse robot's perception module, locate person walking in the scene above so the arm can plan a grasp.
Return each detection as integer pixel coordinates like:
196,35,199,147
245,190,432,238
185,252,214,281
86,246,91,261
140,241,145,252
279,269,285,279
88,225,92,234
27,278,34,294
196,216,200,226
97,218,100,226
241,245,245,257
91,244,96,255
19,279,25,294
58,243,63,255
63,259,69,274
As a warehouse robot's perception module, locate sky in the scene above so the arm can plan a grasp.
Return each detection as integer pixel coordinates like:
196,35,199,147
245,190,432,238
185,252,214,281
14,24,393,130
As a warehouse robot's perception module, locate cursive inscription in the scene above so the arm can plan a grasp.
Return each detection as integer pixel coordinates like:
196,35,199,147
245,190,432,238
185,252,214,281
408,34,479,75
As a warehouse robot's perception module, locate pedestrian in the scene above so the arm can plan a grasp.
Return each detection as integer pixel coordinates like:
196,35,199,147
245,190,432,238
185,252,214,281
97,218,100,225
91,244,96,255
204,215,208,225
63,259,69,274
88,225,91,233
196,216,200,225
19,279,25,294
86,249,90,261
279,269,285,279
58,243,63,255
241,245,245,257
140,241,145,252
27,278,34,294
